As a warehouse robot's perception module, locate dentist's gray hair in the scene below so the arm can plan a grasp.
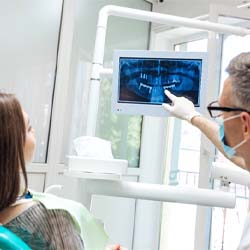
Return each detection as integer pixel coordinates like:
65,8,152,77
226,52,250,109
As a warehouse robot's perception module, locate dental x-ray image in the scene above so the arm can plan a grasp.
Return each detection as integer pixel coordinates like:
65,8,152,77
118,57,202,106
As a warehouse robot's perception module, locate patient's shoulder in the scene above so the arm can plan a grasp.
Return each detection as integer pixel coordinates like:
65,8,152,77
0,200,37,225
4,201,84,249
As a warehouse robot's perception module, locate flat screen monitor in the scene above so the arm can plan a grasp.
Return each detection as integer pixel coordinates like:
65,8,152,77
111,50,208,116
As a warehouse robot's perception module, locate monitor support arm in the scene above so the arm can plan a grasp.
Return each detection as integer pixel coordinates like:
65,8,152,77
86,4,250,136
81,5,250,210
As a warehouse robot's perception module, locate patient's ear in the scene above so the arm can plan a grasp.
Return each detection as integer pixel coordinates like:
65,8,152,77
240,112,250,141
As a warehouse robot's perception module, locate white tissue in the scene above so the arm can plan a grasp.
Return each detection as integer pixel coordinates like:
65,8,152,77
73,136,114,159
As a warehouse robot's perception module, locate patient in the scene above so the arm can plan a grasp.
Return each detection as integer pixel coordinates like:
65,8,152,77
0,93,120,250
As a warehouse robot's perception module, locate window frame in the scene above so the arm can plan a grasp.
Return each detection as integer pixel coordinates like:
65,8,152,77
26,0,77,185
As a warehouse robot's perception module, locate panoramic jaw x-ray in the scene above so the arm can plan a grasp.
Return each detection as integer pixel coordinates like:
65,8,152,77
112,50,208,116
119,58,202,104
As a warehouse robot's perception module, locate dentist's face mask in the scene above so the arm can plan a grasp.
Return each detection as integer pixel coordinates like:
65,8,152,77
218,114,247,158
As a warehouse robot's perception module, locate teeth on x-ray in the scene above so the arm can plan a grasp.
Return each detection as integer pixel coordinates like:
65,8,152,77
170,77,180,84
139,83,152,94
163,78,181,89
163,84,175,89
119,57,201,104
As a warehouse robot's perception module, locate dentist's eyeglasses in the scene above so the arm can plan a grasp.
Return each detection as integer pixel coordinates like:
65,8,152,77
207,100,250,118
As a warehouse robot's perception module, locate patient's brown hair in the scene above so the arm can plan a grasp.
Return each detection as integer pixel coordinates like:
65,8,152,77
0,93,27,211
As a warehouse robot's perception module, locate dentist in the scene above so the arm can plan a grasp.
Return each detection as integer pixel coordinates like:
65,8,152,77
162,52,250,250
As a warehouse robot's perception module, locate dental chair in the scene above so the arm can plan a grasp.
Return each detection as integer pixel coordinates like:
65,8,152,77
0,225,30,250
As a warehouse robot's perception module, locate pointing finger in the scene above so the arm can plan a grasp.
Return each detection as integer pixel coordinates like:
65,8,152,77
164,90,177,103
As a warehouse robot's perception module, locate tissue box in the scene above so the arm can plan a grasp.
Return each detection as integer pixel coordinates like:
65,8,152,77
73,136,113,160
67,156,128,175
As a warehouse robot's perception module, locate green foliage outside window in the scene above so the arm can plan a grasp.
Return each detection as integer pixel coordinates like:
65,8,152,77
96,77,142,168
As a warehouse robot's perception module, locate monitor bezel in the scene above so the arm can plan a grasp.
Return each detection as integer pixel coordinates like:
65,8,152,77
112,50,208,117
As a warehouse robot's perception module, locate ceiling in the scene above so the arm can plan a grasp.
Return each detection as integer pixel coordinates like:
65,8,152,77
146,0,250,33
146,0,250,19
145,0,250,6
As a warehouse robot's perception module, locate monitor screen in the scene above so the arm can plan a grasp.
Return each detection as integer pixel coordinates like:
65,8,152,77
112,50,208,116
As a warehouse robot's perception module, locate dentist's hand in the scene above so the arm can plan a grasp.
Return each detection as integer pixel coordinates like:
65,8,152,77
106,244,120,250
107,244,128,250
162,90,201,123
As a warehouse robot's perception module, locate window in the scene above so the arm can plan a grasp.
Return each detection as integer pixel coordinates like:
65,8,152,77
160,38,208,250
96,74,143,168
64,0,151,167
171,38,208,184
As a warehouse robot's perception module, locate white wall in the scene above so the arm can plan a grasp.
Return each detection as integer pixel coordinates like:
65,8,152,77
0,0,63,163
